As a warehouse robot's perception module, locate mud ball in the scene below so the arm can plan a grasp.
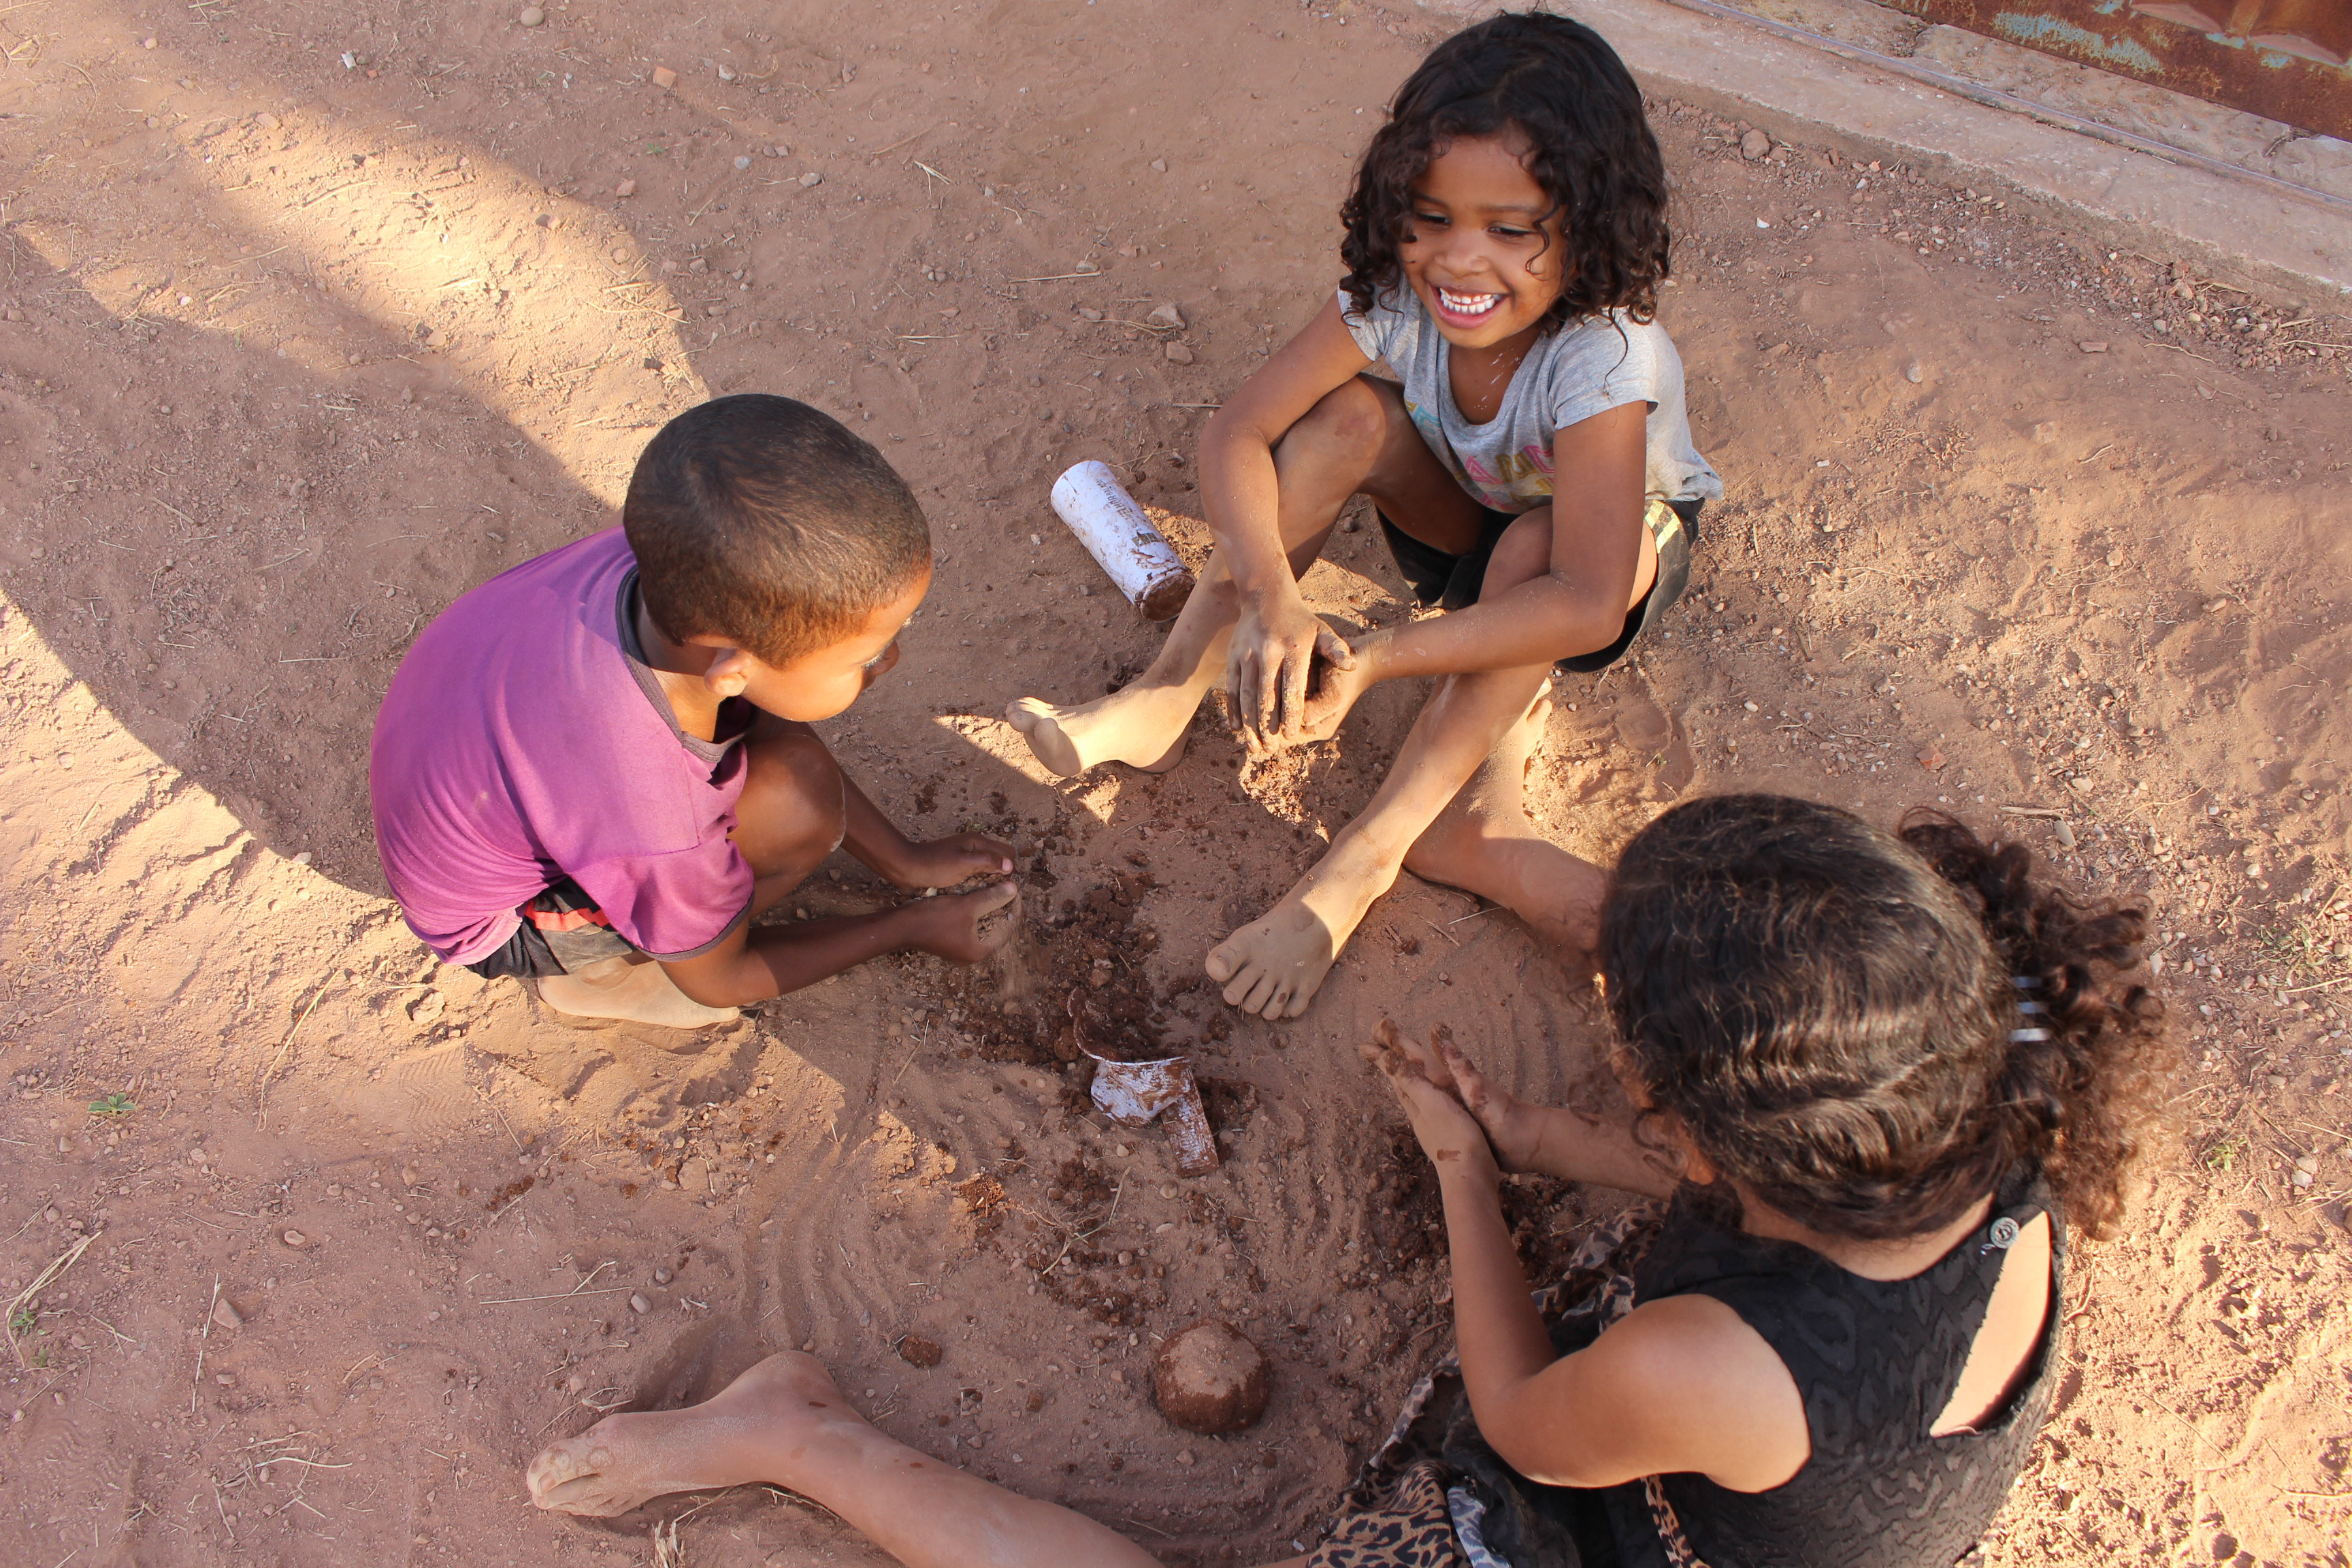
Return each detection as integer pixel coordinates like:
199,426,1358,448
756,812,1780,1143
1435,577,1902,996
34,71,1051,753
898,1335,943,1369
1152,1320,1271,1435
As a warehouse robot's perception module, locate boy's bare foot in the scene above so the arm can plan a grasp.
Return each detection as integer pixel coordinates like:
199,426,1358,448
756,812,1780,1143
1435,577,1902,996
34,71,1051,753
1403,693,1602,970
1004,689,1191,777
905,880,1022,963
528,1352,855,1518
1205,832,1401,1018
536,956,741,1030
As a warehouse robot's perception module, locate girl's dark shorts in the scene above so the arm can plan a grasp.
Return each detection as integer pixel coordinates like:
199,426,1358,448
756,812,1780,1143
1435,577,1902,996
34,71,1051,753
1376,496,1701,674
465,877,634,980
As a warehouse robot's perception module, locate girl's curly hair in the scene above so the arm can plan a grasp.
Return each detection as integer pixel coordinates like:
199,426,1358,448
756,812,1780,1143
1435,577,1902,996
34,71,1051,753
1339,12,1671,333
1599,796,2168,1243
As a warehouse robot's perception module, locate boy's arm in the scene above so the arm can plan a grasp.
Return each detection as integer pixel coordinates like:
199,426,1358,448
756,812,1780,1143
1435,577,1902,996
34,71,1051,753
1198,295,1377,742
1350,399,1651,681
657,911,913,1007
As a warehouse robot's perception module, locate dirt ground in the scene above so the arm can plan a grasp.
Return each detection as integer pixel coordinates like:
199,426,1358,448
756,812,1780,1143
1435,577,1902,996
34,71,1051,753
1,1,2349,1565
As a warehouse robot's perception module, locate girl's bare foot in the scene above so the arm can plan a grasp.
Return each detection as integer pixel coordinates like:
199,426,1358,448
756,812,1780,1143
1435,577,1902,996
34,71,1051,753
527,1352,854,1518
536,955,741,1029
1205,831,1402,1018
1005,689,1192,777
1403,694,1602,970
905,880,1022,963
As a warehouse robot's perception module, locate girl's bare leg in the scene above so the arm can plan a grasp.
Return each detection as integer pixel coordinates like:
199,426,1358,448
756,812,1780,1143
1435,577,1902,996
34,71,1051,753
1401,690,1605,977
1205,516,1652,1017
1005,376,1477,777
527,1352,1306,1568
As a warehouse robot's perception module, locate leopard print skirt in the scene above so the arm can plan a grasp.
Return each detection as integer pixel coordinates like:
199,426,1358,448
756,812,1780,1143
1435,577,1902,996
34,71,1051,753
1303,1205,1694,1568
1302,1460,1475,1568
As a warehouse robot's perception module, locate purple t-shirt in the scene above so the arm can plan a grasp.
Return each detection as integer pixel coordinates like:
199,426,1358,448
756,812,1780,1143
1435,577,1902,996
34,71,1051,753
370,527,755,966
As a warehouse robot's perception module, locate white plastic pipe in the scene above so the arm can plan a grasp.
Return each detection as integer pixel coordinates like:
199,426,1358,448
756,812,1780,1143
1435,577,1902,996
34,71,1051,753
1049,460,1196,620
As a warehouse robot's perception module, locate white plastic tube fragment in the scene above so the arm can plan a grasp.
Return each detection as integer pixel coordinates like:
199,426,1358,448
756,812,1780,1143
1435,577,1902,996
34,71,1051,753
1049,460,1196,620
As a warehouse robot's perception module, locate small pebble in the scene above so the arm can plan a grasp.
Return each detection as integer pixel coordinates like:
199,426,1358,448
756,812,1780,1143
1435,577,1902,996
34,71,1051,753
1904,362,1923,385
518,5,545,24
1149,158,1168,173
734,154,751,170
1740,128,1771,159
650,65,679,90
629,1293,651,1314
614,178,638,198
281,1229,307,1248
717,64,738,82
2078,340,2109,354
800,171,823,189
1147,302,1186,329
1164,343,1195,365
653,1267,672,1284
211,1297,244,1330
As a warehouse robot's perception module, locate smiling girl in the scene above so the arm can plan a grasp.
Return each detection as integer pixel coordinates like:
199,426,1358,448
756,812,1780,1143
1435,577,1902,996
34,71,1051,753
1008,14,1720,1018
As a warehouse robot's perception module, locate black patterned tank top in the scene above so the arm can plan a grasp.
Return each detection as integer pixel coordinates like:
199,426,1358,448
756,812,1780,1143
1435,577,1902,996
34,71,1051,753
1611,1175,2064,1568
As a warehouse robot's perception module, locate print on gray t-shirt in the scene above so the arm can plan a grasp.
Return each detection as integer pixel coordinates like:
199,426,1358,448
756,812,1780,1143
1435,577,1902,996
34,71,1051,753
1339,282,1722,515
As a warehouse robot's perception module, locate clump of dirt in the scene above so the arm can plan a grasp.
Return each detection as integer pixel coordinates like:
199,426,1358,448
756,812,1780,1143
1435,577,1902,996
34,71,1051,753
939,864,1216,1065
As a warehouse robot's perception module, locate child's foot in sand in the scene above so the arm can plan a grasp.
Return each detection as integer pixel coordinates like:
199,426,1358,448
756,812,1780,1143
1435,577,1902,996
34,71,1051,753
537,956,740,1030
1205,830,1400,1018
1403,693,1602,970
1005,688,1192,777
528,1352,852,1517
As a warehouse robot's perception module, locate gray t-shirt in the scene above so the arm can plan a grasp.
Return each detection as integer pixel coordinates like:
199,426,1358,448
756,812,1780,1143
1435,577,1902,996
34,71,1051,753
1339,283,1722,514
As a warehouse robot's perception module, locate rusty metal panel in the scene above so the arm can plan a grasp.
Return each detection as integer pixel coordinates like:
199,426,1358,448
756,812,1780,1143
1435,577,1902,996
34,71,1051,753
1881,0,2352,137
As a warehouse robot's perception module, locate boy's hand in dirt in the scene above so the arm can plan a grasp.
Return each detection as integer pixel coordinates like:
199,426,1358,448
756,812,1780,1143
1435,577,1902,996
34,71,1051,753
877,832,1017,891
904,881,1021,963
1359,1019,1501,1190
1228,591,1354,749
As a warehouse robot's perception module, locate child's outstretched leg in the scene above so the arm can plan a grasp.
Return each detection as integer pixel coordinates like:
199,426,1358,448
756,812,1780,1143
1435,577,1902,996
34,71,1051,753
526,1352,1183,1568
1401,688,1604,975
1005,375,1474,777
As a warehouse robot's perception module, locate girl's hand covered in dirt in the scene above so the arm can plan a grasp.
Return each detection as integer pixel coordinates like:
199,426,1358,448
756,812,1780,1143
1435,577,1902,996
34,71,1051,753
1228,589,1355,749
1359,1019,1502,1189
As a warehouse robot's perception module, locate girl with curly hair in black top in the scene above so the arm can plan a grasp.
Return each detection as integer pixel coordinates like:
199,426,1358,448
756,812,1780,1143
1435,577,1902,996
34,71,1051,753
522,796,2163,1568
1007,13,1721,1022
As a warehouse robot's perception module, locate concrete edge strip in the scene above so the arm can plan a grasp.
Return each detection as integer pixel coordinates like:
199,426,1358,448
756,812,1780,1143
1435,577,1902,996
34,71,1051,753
1648,0,2352,220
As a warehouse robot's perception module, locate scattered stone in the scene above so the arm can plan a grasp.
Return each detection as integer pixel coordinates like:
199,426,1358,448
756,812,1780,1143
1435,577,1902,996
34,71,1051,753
614,178,637,198
254,111,280,131
1147,302,1186,330
800,172,823,189
399,1165,421,1187
899,1335,944,1369
628,1292,651,1314
281,1229,308,1248
2032,421,2059,445
1077,306,1105,322
653,1267,672,1284
650,65,679,90
2067,777,2093,795
1916,746,1943,770
2053,820,2077,849
1149,158,1168,173
1740,129,1771,159
1153,1320,1271,1435
211,1296,244,1331
1904,362,1924,385
518,5,545,24
2079,340,2109,354
734,154,751,170
1164,343,1195,365
717,64,738,82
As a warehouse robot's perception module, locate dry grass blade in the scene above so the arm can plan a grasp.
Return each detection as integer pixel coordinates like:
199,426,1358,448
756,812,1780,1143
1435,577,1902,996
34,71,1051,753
6,1230,99,1365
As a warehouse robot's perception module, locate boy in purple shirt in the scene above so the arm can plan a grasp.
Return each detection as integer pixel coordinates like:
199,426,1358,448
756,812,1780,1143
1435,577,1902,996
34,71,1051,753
370,395,1018,1028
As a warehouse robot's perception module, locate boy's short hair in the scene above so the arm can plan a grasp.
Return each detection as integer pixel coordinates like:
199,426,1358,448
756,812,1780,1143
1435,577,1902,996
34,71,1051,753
623,394,930,666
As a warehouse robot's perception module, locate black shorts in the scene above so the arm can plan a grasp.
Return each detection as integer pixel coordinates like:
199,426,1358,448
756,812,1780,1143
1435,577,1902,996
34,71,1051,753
465,877,635,981
1376,496,1701,674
